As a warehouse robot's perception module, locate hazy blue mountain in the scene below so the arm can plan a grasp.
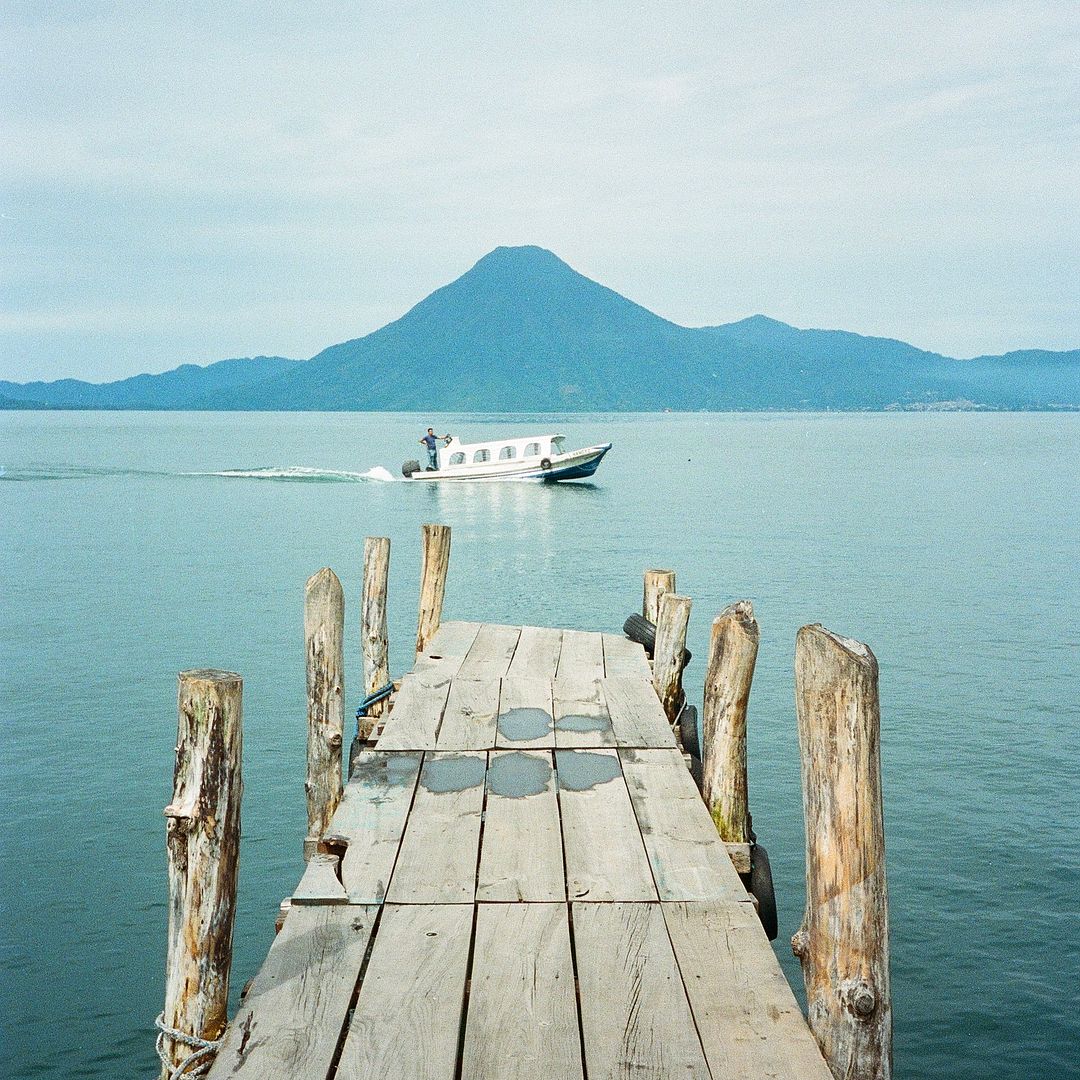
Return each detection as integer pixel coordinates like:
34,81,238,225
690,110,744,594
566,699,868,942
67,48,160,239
4,247,1078,410
0,356,299,410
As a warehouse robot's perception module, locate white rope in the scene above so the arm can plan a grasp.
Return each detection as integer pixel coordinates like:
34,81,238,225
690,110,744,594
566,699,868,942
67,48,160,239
155,1012,222,1079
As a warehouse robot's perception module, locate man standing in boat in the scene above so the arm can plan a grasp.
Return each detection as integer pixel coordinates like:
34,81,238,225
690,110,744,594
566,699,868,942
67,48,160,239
420,427,451,471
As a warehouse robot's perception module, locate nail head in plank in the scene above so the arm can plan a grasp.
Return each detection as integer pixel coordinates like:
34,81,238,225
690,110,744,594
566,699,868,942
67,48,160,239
206,904,378,1079
556,748,657,902
325,751,423,903
461,903,584,1080
602,677,676,748
457,623,522,680
573,902,711,1080
336,904,473,1080
436,677,501,750
384,752,486,903
620,748,748,902
663,901,836,1080
478,751,565,901
496,677,554,749
506,625,563,680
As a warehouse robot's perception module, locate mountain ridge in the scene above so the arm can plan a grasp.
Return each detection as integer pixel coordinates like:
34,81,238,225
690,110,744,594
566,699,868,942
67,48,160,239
4,247,1078,411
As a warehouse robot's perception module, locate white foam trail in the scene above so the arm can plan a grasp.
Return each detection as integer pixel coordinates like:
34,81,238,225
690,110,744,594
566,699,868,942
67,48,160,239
192,466,387,482
359,466,398,482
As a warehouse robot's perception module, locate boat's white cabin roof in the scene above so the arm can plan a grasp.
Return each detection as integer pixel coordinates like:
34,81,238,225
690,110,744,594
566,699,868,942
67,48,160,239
443,433,565,454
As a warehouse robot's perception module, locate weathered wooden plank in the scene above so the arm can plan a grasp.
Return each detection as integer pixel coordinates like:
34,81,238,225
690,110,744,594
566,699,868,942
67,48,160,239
478,751,565,902
555,748,656,902
496,677,554,749
620,747,747,902
664,901,835,1080
435,677,501,750
416,620,481,665
552,690,616,749
461,903,584,1080
456,623,521,680
336,904,473,1080
505,624,562,680
206,904,377,1079
601,632,651,678
324,751,423,903
374,667,454,751
573,902,710,1080
602,676,675,748
291,853,347,905
554,628,605,700
385,752,486,903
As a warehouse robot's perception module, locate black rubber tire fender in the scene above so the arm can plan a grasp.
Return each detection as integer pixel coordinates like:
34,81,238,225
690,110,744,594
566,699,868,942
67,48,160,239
540,457,553,470
678,702,701,761
749,844,778,941
402,459,421,478
622,613,692,666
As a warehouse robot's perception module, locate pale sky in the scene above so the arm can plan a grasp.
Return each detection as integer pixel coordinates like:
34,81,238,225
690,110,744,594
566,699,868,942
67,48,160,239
3,1,1078,382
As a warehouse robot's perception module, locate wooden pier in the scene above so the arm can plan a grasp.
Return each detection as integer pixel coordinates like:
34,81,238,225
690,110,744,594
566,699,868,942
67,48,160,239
158,528,890,1080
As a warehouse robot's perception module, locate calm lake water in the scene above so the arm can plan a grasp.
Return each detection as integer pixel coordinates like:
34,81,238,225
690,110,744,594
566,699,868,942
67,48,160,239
1,411,1078,1079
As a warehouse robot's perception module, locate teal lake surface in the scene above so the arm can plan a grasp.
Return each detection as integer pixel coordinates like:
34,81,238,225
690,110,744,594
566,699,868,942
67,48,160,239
2,411,1078,1079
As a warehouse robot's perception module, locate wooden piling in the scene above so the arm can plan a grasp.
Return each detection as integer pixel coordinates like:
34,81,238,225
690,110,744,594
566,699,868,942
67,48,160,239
792,624,891,1080
360,536,391,740
416,523,451,658
701,601,758,845
643,568,676,624
160,669,242,1080
305,567,344,853
652,592,692,726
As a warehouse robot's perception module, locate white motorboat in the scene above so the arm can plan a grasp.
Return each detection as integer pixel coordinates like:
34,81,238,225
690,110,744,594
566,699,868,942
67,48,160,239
402,433,611,482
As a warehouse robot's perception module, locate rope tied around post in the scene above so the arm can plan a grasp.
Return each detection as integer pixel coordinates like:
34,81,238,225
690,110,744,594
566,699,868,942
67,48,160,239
155,1012,222,1079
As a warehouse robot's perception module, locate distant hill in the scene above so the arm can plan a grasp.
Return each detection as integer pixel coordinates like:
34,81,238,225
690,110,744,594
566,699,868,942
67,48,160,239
0,356,299,410
4,248,1078,410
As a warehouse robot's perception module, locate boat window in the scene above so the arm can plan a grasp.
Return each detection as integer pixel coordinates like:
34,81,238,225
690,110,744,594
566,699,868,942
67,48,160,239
473,449,490,463
499,445,516,460
449,452,465,466
524,442,540,457
551,437,566,454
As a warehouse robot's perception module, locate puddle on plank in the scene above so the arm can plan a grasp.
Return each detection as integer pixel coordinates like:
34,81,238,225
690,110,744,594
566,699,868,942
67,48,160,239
487,752,552,798
350,751,422,788
497,707,552,743
554,711,612,734
420,754,487,793
554,750,622,791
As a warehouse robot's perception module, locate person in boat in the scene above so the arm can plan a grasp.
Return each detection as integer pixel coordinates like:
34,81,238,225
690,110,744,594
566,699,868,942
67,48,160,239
419,428,451,471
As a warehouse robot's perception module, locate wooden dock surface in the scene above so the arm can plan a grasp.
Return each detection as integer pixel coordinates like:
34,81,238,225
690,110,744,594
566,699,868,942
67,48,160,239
207,622,832,1080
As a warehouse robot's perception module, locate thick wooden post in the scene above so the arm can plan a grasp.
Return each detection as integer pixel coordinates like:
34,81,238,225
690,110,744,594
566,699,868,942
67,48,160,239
416,523,451,658
160,670,242,1080
793,624,891,1080
305,567,344,853
360,536,391,740
652,592,691,725
701,601,758,844
643,568,676,624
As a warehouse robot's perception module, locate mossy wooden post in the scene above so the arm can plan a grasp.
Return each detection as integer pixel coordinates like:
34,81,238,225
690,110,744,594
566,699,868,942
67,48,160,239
416,523,451,658
643,568,676,624
360,536,391,741
305,567,344,857
160,670,242,1080
793,624,891,1080
701,601,758,845
652,592,691,726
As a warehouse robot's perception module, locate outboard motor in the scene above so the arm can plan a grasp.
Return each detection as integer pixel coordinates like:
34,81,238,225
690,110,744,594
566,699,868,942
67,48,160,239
402,459,421,478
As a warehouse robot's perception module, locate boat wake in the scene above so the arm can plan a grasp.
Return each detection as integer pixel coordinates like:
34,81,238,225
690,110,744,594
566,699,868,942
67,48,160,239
1,463,400,483
191,465,400,483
